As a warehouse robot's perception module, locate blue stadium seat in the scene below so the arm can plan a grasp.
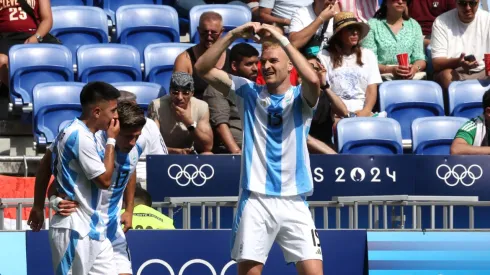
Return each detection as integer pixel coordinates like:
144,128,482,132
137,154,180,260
337,118,403,155
379,80,445,141
189,5,251,44
144,43,194,91
77,44,142,82
111,82,166,112
51,0,93,6
116,5,180,61
9,44,74,109
448,80,490,119
32,82,84,148
51,6,109,63
99,0,162,22
412,117,468,155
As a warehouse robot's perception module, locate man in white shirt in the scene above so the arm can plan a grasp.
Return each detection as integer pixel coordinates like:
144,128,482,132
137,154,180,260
431,0,490,93
289,0,338,56
259,0,312,29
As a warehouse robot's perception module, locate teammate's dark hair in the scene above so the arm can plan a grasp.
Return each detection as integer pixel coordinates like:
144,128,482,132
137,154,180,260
117,101,146,130
230,43,259,64
483,89,490,110
79,82,120,107
134,186,152,207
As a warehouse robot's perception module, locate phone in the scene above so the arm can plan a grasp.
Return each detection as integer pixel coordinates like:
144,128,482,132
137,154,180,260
464,55,476,62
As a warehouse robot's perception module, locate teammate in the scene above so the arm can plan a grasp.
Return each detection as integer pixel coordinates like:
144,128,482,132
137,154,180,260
28,82,121,274
195,23,323,274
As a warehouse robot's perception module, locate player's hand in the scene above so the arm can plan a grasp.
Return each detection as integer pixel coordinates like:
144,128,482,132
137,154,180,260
120,211,133,233
172,102,193,127
28,207,45,232
56,199,79,216
256,24,285,43
230,22,262,41
319,4,335,22
107,118,120,139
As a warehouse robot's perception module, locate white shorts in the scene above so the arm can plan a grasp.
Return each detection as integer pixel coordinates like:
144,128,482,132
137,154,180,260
49,228,117,275
111,227,133,274
231,190,323,264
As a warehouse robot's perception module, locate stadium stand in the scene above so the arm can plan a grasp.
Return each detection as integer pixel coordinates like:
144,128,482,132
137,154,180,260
336,117,403,155
144,43,194,92
411,117,468,155
189,4,252,44
51,6,109,63
379,80,445,142
116,5,180,61
50,0,93,6
449,80,490,119
8,44,74,110
99,0,163,23
32,82,84,149
77,44,142,82
111,82,167,112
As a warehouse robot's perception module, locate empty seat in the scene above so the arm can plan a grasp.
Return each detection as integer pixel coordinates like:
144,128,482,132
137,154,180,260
51,6,109,62
144,43,194,91
379,80,445,141
116,5,179,61
100,0,162,22
189,5,251,44
111,82,166,111
77,44,142,82
9,44,74,109
448,80,490,119
337,118,403,155
412,117,468,155
51,0,93,6
32,82,84,148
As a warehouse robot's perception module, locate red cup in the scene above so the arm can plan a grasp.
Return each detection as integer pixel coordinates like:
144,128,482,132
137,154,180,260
396,53,409,67
484,54,490,76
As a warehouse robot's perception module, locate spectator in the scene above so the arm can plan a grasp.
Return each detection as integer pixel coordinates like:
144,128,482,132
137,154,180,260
431,0,490,93
174,0,250,20
0,0,54,91
289,0,339,56
362,0,427,81
174,12,230,99
339,0,379,22
148,72,213,154
204,43,259,154
121,186,175,230
304,57,348,154
451,89,490,155
259,0,312,31
318,12,382,117
408,0,456,49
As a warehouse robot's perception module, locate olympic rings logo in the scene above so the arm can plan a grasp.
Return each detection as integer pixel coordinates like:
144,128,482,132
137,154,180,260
137,259,236,275
167,164,215,187
436,164,483,187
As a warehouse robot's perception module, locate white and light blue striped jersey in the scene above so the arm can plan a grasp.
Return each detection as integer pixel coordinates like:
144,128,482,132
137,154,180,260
49,118,107,240
228,76,317,197
136,118,168,182
95,131,146,242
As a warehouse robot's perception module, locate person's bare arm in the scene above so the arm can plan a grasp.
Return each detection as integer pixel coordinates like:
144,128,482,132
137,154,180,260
193,111,214,153
259,7,290,25
121,173,136,233
36,0,54,37
289,5,335,49
450,138,490,155
173,51,193,74
432,57,461,72
91,119,119,189
307,135,336,154
216,124,241,154
355,84,377,117
27,149,52,231
325,88,348,118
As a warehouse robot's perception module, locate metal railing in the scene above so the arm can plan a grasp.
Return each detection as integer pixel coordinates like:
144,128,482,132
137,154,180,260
2,195,488,231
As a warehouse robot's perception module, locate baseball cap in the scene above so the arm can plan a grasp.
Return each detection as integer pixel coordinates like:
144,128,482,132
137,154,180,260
170,72,194,91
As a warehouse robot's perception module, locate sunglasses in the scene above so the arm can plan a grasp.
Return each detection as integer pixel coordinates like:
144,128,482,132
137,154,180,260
457,1,478,7
199,29,222,37
171,90,192,96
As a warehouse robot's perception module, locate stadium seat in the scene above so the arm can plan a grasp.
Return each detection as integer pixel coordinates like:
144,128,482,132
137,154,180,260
412,117,468,155
448,80,490,119
99,0,162,22
51,0,93,6
77,44,142,82
32,82,84,148
116,5,180,61
111,82,166,112
144,43,194,91
9,44,74,109
51,6,109,63
379,80,445,141
337,118,403,154
189,5,251,44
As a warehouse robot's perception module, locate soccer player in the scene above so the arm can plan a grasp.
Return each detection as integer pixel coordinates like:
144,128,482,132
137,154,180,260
195,23,323,275
28,82,121,275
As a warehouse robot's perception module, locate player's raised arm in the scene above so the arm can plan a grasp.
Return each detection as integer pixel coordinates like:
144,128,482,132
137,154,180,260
195,22,261,97
258,24,321,107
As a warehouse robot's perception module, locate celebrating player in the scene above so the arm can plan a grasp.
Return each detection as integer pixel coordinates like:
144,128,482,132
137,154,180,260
195,23,323,275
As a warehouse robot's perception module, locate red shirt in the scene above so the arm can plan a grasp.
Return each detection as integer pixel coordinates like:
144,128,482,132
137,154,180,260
0,0,39,33
256,62,300,86
409,0,456,36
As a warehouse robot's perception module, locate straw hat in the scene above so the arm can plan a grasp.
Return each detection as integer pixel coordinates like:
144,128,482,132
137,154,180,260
330,12,370,41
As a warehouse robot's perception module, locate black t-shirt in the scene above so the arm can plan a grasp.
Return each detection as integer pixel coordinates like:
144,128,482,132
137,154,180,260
309,90,333,145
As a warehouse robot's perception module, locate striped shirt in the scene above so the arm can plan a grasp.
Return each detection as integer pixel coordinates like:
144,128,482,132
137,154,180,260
228,76,316,197
339,0,379,22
